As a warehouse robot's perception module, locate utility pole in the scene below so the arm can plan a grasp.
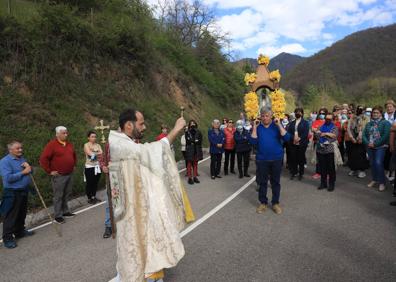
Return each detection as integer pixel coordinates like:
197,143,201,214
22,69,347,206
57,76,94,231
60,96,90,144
90,8,94,28
7,0,11,15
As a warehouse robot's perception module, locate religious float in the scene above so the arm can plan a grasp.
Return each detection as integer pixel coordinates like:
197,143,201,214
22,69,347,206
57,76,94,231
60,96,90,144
244,54,286,120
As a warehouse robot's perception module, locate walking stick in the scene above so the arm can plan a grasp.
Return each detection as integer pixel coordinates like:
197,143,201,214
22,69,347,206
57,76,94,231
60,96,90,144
95,120,116,239
29,174,62,237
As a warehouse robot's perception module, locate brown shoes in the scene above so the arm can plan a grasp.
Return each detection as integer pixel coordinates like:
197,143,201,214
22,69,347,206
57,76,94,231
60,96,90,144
272,204,282,215
256,204,268,214
256,204,282,214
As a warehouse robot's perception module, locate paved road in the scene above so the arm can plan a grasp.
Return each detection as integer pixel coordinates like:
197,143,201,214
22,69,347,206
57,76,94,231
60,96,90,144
1,158,396,282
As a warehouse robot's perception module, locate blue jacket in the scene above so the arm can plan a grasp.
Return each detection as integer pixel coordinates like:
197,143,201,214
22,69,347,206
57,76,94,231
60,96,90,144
234,129,252,153
0,154,32,190
249,123,291,161
0,154,32,216
208,129,225,154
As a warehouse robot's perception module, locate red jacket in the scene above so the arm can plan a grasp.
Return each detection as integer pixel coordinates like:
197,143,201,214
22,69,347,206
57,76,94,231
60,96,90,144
224,127,236,150
334,121,342,143
40,139,77,175
156,133,167,141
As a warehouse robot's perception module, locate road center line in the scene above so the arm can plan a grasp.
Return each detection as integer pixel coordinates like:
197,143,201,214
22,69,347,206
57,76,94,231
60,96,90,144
180,176,256,238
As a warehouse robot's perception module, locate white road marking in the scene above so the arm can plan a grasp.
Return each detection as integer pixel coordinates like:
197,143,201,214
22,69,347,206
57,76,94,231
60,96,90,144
180,176,256,238
25,156,211,233
108,175,257,281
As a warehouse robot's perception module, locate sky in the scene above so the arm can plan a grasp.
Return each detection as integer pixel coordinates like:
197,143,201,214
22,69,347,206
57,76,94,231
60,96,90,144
147,0,396,59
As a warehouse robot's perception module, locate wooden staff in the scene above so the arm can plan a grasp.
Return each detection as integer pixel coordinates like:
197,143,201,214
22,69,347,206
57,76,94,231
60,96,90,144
180,106,185,118
29,174,62,237
95,120,116,238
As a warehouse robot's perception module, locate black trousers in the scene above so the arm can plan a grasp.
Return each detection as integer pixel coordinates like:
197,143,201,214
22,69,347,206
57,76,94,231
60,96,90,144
339,142,345,163
2,190,28,241
210,153,222,177
318,153,336,188
182,151,188,169
289,144,307,176
224,149,235,173
384,148,392,172
84,168,101,199
237,151,250,176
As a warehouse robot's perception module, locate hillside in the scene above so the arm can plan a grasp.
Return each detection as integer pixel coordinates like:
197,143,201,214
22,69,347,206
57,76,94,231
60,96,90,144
0,1,245,208
234,52,305,76
283,24,396,107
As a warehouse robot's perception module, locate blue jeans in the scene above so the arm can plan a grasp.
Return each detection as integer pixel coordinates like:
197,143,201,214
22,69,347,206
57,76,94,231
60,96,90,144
104,193,111,228
367,147,386,184
256,159,283,205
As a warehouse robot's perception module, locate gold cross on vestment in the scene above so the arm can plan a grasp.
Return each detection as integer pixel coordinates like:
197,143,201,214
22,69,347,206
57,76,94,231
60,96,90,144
95,120,110,144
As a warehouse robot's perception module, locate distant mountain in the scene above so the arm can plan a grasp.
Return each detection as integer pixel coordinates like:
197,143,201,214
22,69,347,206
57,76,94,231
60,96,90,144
268,53,306,76
234,52,305,75
283,24,396,104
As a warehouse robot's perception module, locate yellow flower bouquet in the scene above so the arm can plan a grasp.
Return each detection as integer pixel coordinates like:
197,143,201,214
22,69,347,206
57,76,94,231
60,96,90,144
257,54,270,66
244,73,257,86
269,89,286,119
244,91,259,120
269,70,281,82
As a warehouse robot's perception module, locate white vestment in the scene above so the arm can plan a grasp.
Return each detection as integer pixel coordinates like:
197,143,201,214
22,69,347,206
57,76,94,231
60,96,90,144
108,130,186,282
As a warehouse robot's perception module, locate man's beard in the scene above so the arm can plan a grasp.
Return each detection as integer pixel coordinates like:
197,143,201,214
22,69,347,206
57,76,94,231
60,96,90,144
132,127,144,140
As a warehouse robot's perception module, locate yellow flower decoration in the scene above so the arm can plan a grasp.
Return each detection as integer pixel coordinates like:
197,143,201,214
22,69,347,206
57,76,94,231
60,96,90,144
257,54,270,66
269,89,286,119
269,69,281,82
244,91,259,120
244,73,257,86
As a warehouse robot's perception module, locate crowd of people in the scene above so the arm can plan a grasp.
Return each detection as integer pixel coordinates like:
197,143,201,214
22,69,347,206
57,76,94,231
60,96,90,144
179,100,396,214
1,100,395,253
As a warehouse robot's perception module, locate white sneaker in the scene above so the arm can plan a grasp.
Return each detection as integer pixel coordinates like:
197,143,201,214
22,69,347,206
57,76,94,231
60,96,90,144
367,181,377,188
379,184,386,192
387,176,395,182
348,171,356,176
358,171,366,178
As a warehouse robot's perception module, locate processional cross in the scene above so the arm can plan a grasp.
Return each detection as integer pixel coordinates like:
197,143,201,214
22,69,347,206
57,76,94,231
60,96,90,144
95,120,110,144
94,119,116,238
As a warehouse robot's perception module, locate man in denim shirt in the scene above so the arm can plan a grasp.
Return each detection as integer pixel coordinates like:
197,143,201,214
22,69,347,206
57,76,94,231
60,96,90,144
0,141,34,248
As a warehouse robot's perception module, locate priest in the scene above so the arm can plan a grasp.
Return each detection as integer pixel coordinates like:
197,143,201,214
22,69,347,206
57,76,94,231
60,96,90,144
109,108,194,282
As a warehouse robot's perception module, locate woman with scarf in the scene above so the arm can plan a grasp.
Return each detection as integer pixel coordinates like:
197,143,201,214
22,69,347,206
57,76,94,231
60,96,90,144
185,120,203,185
311,108,327,179
287,108,309,180
234,120,252,178
313,113,338,191
346,106,369,178
363,106,391,192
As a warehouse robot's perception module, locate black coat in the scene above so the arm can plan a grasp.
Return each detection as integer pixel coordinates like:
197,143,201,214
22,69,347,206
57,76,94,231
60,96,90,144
185,129,203,161
287,118,309,146
234,129,252,153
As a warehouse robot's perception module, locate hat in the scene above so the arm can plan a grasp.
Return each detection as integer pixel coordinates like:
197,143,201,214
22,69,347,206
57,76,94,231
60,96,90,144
385,99,396,107
365,108,372,112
